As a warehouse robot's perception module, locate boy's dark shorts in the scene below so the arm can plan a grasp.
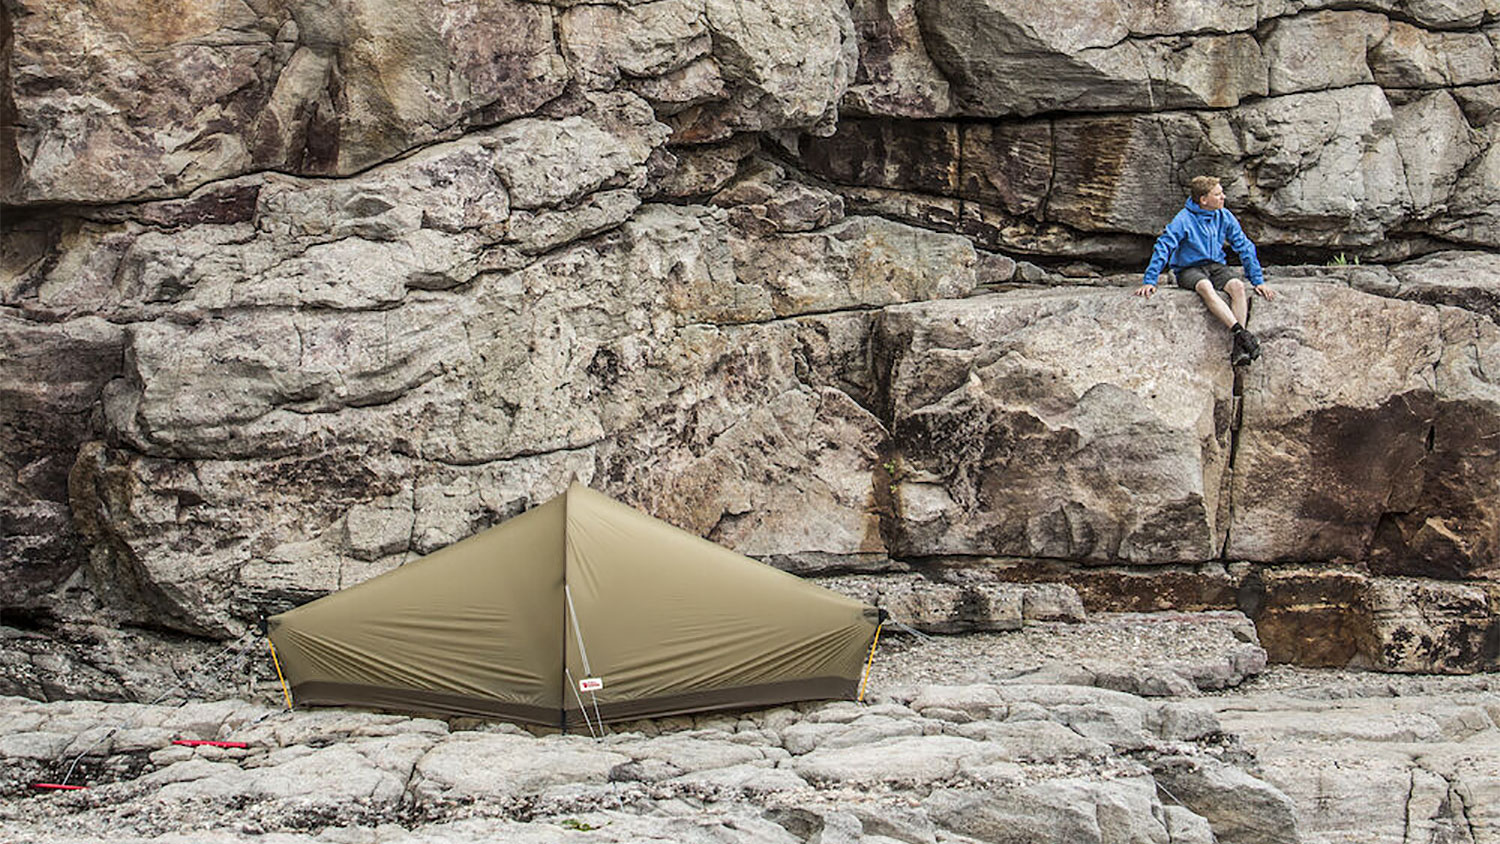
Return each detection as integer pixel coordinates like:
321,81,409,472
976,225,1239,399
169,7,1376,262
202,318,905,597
1174,263,1244,291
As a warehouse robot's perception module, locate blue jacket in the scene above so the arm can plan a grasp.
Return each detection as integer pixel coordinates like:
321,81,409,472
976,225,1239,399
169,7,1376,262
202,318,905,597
1143,200,1263,287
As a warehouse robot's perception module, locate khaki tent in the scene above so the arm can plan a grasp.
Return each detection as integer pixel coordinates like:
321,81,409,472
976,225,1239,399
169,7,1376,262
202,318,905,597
267,483,882,727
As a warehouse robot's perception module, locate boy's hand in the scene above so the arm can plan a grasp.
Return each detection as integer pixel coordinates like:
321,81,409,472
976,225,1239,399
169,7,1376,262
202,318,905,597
1134,284,1156,298
1254,284,1277,301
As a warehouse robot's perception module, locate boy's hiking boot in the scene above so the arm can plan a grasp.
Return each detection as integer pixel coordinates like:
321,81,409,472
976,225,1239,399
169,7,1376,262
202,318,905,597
1231,325,1261,366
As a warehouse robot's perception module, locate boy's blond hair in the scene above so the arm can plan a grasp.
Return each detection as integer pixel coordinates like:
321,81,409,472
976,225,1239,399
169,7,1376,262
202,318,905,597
1189,175,1220,203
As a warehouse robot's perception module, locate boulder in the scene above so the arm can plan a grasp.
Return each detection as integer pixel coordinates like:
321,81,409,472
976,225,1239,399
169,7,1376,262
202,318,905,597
924,777,1176,844
1150,755,1301,844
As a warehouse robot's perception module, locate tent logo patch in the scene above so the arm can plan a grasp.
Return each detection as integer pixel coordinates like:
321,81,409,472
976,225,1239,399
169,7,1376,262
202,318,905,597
578,677,604,692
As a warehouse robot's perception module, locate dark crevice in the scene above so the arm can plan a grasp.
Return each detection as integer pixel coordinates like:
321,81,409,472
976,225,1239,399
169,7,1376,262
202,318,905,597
1403,768,1416,842
684,303,890,332
1220,367,1248,560
0,606,62,633
1456,779,1479,844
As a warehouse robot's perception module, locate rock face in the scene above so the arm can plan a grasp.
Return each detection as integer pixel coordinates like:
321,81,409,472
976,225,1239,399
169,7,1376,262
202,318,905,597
802,4,1500,257
1208,673,1500,844
3,0,1500,686
879,288,1237,564
3,631,1494,844
0,667,1301,844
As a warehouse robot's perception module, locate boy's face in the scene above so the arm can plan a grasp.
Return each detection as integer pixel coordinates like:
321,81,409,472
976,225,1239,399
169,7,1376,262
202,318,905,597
1198,183,1226,210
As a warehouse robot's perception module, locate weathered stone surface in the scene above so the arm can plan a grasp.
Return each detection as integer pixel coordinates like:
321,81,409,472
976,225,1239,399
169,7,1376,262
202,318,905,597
917,0,1265,116
1151,755,1301,844
727,213,975,314
805,79,1497,254
1376,252,1500,325
1366,577,1499,673
924,777,1174,844
998,563,1498,674
1240,568,1378,667
843,0,953,118
800,118,961,198
1262,10,1388,96
1393,90,1483,216
1370,21,1500,89
0,314,123,604
35,192,988,632
1211,687,1500,844
712,158,847,234
5,0,1500,701
8,642,1499,842
653,136,759,198
1228,284,1442,562
666,0,857,142
413,733,628,800
560,0,712,92
879,287,1236,563
791,733,996,784
1371,306,1500,578
822,574,1085,633
2,0,570,204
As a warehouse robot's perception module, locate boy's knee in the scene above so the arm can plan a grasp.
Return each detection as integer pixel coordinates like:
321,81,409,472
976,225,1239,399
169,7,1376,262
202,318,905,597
1225,278,1246,295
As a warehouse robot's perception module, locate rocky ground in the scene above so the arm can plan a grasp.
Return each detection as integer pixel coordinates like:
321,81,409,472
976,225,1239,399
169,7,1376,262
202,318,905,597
2,613,1495,844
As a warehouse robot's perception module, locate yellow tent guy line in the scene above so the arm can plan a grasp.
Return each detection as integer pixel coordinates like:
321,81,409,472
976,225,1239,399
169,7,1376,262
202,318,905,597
267,638,293,710
857,621,884,703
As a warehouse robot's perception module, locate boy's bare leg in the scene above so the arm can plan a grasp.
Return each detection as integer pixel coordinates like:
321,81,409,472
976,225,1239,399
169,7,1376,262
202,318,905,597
1226,279,1248,326
1194,279,1238,329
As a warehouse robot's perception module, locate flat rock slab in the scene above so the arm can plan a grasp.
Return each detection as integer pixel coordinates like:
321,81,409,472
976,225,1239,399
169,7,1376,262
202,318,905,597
1204,673,1500,844
5,665,1497,844
865,610,1267,699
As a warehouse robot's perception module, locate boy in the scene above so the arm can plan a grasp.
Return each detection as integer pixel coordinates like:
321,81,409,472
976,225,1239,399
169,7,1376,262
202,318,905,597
1135,176,1276,365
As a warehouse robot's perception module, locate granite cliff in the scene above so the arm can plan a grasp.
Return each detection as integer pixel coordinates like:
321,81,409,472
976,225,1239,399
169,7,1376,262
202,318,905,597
3,0,1499,696
4,2,1500,841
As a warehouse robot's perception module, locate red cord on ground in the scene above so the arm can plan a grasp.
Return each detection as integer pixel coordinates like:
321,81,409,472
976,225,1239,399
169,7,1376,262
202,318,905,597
32,783,88,790
171,740,249,748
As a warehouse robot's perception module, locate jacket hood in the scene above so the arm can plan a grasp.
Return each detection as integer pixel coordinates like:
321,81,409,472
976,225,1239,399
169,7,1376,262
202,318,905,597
1185,199,1217,216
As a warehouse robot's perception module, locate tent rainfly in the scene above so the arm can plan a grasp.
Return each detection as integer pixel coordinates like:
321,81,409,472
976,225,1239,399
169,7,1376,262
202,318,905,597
267,483,883,727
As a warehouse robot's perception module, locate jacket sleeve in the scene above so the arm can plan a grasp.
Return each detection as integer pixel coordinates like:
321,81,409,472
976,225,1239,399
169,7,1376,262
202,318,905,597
1142,222,1181,286
1225,212,1265,286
